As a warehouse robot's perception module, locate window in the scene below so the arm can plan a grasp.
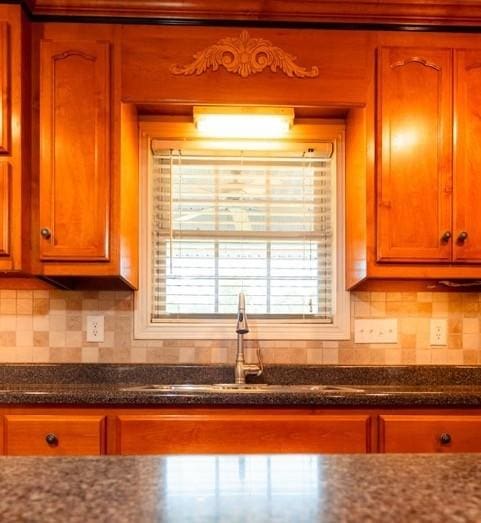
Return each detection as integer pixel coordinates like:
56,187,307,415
134,119,350,340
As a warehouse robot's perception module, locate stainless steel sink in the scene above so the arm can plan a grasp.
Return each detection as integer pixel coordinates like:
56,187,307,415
121,383,364,393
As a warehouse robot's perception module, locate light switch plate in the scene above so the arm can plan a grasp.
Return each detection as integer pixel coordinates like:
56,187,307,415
354,319,398,344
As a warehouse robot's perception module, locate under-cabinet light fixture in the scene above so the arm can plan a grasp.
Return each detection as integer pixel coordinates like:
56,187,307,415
193,106,294,139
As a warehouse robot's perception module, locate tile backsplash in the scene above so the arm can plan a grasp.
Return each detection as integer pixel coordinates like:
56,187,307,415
0,289,480,364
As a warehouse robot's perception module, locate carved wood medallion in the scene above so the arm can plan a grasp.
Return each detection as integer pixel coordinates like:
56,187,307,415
170,30,319,79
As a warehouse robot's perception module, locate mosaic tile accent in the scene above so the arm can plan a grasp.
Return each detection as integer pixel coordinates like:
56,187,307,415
0,289,480,364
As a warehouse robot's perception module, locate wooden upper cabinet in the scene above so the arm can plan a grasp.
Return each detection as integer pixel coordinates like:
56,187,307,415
0,163,10,256
39,40,110,261
453,49,481,263
377,47,452,263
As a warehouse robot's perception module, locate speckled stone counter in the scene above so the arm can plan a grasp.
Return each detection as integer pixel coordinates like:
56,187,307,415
0,364,481,407
1,453,480,522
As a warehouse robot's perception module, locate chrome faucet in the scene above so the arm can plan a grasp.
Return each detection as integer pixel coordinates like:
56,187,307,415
235,292,263,384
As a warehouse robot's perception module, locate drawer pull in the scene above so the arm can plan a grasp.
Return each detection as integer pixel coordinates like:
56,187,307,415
441,231,451,242
439,432,452,445
457,231,468,244
45,433,58,446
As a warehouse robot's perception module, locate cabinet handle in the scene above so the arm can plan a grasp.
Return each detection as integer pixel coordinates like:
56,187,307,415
40,228,52,240
441,231,451,242
45,433,58,446
439,432,452,445
457,231,468,243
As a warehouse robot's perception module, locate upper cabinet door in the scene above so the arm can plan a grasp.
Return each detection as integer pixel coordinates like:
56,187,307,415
377,47,452,262
453,49,481,263
0,22,10,155
39,40,110,261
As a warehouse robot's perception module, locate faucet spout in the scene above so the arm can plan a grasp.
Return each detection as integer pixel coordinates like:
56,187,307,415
234,292,263,384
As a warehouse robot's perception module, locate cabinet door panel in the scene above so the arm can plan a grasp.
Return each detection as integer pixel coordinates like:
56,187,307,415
39,40,110,260
454,49,481,262
116,413,371,454
379,415,481,453
377,47,452,262
4,415,106,456
0,22,9,154
0,162,9,256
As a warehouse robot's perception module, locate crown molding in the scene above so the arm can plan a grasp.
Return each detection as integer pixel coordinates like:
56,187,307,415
15,0,481,26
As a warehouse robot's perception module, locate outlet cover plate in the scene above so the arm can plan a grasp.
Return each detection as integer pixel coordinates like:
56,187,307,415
86,315,104,343
430,318,447,346
354,319,398,344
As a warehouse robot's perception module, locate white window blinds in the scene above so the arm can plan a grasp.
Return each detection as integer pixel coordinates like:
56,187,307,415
150,145,336,321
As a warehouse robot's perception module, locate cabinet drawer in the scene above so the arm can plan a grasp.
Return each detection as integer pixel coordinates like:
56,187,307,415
116,413,371,455
379,415,481,453
4,415,106,456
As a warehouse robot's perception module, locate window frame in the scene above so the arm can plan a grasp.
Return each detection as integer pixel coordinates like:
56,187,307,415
134,118,350,340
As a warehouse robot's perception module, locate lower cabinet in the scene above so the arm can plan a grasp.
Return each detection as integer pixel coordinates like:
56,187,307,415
379,414,481,453
114,411,371,454
4,415,106,456
2,408,481,456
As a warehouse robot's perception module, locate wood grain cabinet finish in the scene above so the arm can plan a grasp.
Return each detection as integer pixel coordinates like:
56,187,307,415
377,47,453,263
39,40,110,261
114,412,372,454
4,415,106,455
453,49,481,263
379,415,481,453
0,162,10,256
0,22,9,155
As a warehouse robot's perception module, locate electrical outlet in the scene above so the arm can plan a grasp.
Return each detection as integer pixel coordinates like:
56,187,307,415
354,319,398,344
430,319,447,346
86,315,104,343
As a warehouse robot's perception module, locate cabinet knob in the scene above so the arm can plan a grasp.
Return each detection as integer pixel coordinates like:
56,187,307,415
45,433,58,446
40,228,52,239
441,231,451,242
457,231,468,243
439,432,452,445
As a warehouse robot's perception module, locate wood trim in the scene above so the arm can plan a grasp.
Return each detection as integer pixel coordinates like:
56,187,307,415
0,22,9,155
26,0,481,27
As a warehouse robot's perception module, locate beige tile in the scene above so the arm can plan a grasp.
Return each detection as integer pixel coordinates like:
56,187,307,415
323,348,339,364
354,301,370,318
0,315,15,331
49,314,66,331
463,318,479,334
130,347,147,363
370,292,386,302
0,332,15,346
417,292,433,303
65,331,83,348
0,290,16,299
33,298,50,315
16,299,33,315
447,350,463,364
463,349,479,365
33,315,49,331
49,331,66,347
432,302,449,316
463,333,479,350
386,292,402,302
16,290,33,300
50,347,82,363
306,348,323,364
0,299,16,314
33,290,49,299
33,331,49,347
16,316,33,331
385,349,402,365
16,331,33,347
431,349,448,365
415,350,431,365
81,347,99,363
50,299,66,311
32,347,50,362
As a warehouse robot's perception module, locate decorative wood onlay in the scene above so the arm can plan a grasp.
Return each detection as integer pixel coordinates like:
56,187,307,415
52,50,96,62
170,31,319,79
391,57,441,70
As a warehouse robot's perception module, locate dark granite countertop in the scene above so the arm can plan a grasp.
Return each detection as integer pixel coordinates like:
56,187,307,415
1,453,481,522
0,364,481,407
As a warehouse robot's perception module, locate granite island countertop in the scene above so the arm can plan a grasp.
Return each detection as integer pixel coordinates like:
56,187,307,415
0,364,481,407
1,453,481,522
